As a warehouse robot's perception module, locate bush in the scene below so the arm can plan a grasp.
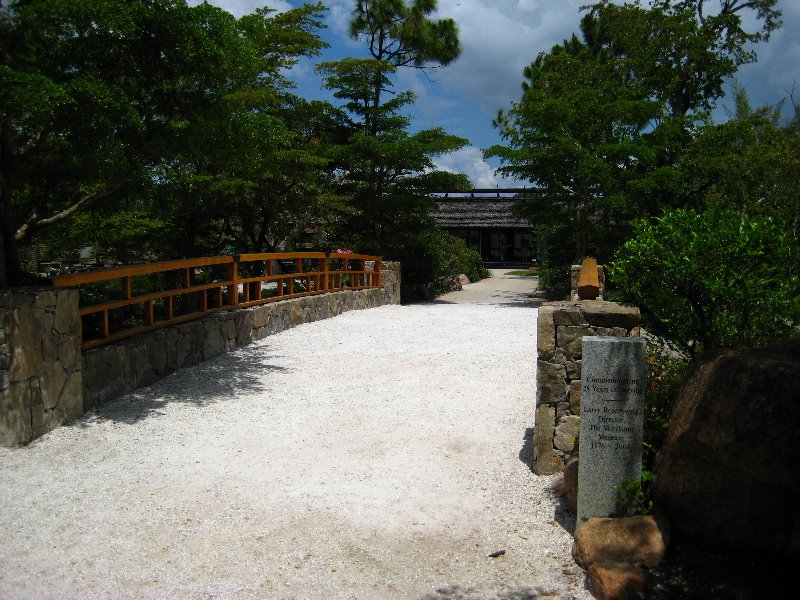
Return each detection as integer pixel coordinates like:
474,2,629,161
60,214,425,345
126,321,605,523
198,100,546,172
381,226,489,302
537,260,571,299
610,207,799,354
642,336,688,472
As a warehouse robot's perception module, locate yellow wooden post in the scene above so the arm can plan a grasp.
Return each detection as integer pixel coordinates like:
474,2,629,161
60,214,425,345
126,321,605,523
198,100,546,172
374,260,382,288
578,256,600,300
145,300,154,325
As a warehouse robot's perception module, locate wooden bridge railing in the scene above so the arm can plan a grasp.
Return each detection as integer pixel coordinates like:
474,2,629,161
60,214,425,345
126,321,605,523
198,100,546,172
52,252,382,351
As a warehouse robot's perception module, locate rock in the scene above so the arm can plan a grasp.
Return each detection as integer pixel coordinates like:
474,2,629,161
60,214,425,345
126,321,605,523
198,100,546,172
536,360,567,404
652,340,800,553
550,474,566,497
572,515,670,569
588,560,649,600
564,445,579,513
537,306,557,360
554,415,580,452
552,304,585,327
533,404,558,475
457,274,470,286
557,325,592,359
569,379,581,413
579,301,640,330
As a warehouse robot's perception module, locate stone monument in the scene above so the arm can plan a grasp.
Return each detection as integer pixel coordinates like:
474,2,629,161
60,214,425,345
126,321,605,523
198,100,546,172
577,336,646,526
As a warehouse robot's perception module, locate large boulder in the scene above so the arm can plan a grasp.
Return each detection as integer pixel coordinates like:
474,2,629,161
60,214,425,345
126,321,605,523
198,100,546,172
573,515,670,570
573,515,669,600
652,340,800,553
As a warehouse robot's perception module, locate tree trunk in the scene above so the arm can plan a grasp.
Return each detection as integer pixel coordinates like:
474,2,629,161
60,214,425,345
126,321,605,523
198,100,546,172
0,177,24,289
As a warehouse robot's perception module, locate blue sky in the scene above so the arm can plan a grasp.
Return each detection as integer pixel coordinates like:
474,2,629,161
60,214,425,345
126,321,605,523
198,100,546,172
190,0,800,188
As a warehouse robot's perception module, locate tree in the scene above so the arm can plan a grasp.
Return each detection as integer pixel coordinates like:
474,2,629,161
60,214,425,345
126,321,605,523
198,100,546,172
146,2,337,258
0,1,332,286
486,19,663,265
586,1,779,116
319,0,470,251
486,0,784,288
348,0,460,134
316,57,469,250
315,0,477,298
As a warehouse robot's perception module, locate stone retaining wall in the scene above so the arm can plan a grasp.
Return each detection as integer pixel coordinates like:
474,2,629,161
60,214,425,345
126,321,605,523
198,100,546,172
1,288,83,446
534,300,640,475
1,262,400,446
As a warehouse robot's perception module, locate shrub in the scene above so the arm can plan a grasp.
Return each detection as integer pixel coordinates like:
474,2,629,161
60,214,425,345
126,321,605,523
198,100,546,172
610,207,799,355
537,260,571,298
642,336,688,472
381,226,489,302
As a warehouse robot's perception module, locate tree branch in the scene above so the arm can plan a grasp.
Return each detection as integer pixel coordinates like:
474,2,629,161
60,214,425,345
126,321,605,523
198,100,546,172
15,179,116,242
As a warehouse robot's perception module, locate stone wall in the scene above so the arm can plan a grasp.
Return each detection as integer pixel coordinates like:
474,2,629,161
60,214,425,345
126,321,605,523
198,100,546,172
1,288,83,447
1,262,400,446
534,300,640,475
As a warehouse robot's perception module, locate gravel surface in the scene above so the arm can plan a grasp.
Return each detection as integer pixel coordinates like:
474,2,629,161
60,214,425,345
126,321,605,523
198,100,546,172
0,273,590,599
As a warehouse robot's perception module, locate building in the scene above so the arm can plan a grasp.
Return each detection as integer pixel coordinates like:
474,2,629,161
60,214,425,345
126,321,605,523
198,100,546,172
432,188,535,266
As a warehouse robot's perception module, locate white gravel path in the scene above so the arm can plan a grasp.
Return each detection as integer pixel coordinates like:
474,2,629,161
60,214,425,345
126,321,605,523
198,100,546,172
0,273,589,599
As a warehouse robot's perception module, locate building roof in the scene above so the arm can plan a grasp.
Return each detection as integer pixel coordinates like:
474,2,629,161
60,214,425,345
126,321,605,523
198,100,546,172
432,192,532,229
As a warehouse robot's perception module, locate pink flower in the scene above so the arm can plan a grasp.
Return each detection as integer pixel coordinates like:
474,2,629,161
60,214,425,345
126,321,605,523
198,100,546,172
335,248,353,254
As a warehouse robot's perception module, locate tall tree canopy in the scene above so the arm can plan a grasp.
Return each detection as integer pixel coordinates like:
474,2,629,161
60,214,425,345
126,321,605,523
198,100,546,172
0,0,331,288
487,0,785,275
347,0,460,134
316,0,477,298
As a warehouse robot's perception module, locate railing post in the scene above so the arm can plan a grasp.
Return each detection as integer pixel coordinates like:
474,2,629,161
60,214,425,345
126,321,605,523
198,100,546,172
374,260,382,288
227,257,239,306
321,256,329,291
145,300,154,325
122,276,132,300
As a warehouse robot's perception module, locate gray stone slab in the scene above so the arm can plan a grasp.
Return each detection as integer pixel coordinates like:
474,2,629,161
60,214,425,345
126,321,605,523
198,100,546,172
577,336,645,526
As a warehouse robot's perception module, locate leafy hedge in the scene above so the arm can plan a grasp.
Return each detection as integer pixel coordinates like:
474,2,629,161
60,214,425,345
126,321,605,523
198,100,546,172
610,207,799,354
383,226,489,303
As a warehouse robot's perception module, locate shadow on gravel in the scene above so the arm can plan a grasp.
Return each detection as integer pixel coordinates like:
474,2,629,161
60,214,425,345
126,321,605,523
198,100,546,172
519,427,579,536
518,427,534,467
427,296,543,307
420,585,543,599
84,344,291,426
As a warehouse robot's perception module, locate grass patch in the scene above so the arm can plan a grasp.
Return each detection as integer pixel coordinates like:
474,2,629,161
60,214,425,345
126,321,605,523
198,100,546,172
506,268,539,277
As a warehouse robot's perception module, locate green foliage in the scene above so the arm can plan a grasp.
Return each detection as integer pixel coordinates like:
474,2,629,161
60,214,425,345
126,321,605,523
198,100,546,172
537,261,571,299
642,339,688,471
349,0,461,68
615,470,655,517
315,0,470,300
381,226,488,302
487,45,662,264
487,0,785,285
610,207,799,354
1,0,335,287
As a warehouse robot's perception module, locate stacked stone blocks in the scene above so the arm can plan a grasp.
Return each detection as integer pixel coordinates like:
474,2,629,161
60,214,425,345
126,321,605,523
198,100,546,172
534,300,640,474
1,288,83,446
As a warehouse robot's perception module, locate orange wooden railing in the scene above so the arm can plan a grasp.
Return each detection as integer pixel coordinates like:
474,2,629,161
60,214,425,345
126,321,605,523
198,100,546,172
52,252,382,351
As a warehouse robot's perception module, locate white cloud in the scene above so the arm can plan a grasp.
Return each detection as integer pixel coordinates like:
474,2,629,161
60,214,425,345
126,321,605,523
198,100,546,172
187,0,292,17
433,146,522,188
433,0,586,115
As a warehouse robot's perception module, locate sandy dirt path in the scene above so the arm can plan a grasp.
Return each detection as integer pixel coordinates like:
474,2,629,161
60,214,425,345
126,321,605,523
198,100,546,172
0,272,588,599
